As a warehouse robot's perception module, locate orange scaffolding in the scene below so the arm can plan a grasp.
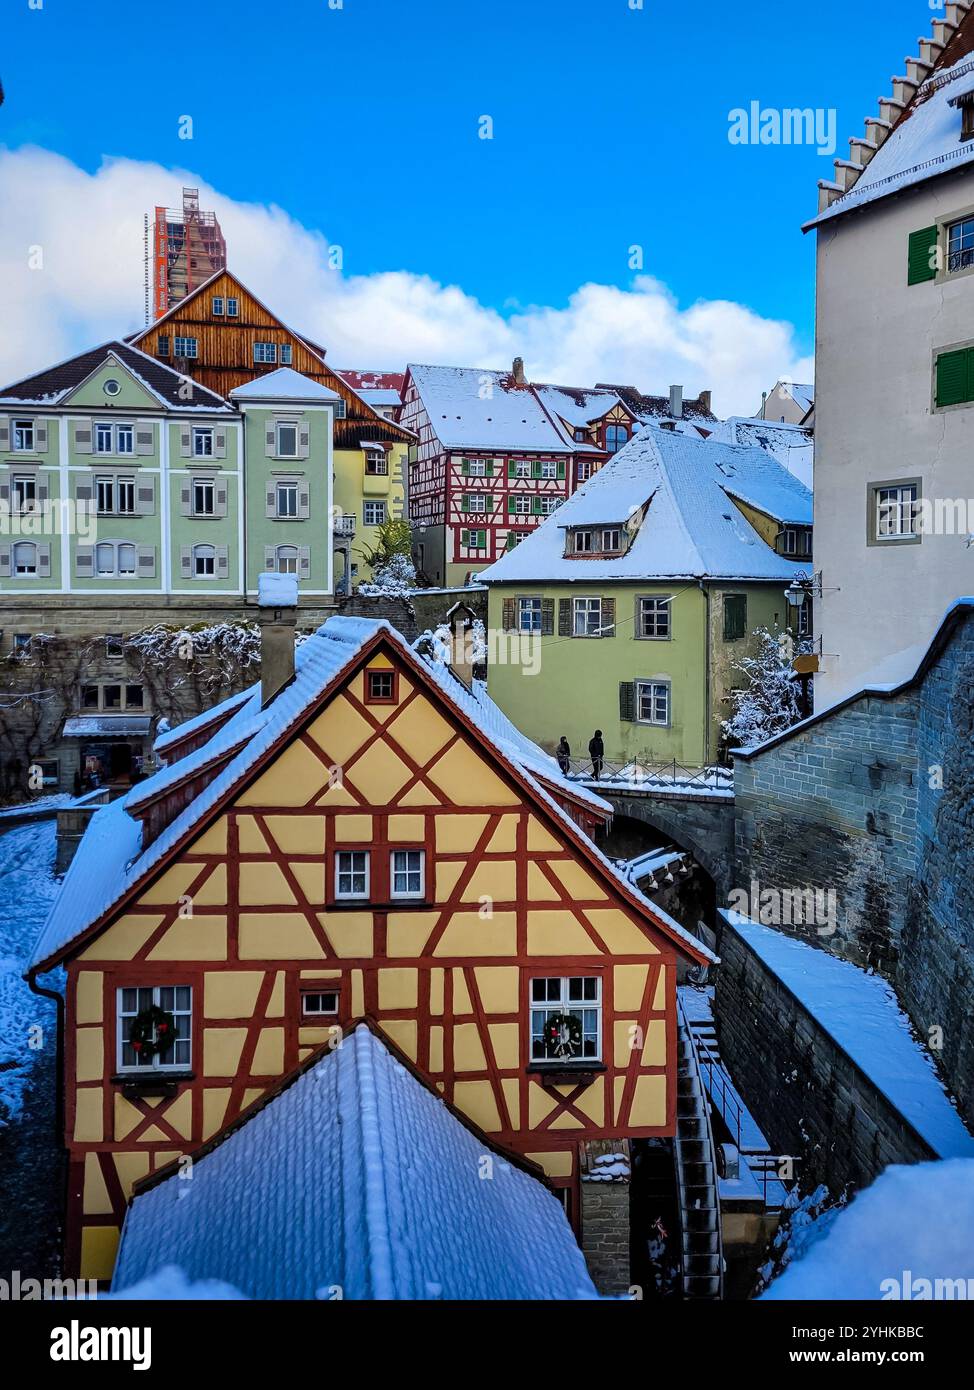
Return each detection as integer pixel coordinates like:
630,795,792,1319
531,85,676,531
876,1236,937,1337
150,187,227,320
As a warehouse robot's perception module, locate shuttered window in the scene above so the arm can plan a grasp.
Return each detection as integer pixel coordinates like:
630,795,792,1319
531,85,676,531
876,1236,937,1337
907,226,939,285
935,347,974,407
723,594,747,641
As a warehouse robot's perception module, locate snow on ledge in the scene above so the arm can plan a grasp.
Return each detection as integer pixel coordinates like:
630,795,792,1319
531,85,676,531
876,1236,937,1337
257,572,299,608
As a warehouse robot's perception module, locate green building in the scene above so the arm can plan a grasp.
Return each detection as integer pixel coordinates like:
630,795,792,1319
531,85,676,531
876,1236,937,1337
479,427,813,769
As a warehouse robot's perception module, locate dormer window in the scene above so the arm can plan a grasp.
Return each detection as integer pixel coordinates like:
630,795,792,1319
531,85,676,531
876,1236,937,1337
570,527,623,556
605,424,629,454
778,525,812,558
574,530,594,553
961,95,974,143
602,528,621,552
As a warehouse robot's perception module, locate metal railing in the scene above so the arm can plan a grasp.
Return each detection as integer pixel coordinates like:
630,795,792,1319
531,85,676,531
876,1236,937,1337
565,757,733,791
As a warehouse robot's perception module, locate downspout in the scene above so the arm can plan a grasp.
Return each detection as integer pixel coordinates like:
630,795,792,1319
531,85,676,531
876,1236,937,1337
698,579,712,764
27,969,70,1271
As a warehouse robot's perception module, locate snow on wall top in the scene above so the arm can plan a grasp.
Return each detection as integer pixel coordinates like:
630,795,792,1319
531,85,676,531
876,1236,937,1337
257,572,299,608
229,367,341,401
31,614,711,973
112,1024,598,1300
722,912,974,1160
761,1158,974,1300
808,54,974,227
406,364,576,453
479,428,812,584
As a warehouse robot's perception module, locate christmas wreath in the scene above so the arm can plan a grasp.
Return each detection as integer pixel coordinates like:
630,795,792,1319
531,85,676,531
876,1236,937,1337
542,1011,583,1060
128,1005,178,1059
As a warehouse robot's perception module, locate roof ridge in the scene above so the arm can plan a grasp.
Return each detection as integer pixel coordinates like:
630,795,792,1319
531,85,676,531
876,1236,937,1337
351,1026,398,1299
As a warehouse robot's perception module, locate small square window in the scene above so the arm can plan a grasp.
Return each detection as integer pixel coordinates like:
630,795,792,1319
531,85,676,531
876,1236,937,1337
335,850,369,899
226,298,239,317
212,297,225,316
366,669,396,703
391,849,424,899
301,989,339,1018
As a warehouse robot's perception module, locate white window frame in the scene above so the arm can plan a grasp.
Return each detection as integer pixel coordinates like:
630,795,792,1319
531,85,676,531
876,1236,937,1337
466,493,487,513
173,336,198,359
276,545,299,574
947,215,974,275
465,458,488,477
301,989,339,1018
518,596,542,632
193,476,215,516
636,679,670,726
115,424,134,456
193,543,216,578
12,475,36,513
529,976,602,1064
875,484,918,540
390,848,425,900
539,497,558,515
280,345,293,365
254,342,278,365
539,460,557,479
335,849,370,900
12,419,34,452
574,530,594,553
513,494,531,515
193,427,214,458
212,296,225,316
638,597,671,640
226,298,239,317
276,479,298,518
13,541,37,576
363,501,387,527
514,460,532,479
573,596,603,637
116,984,193,1073
602,528,621,551
94,422,114,454
577,461,593,482
276,421,298,458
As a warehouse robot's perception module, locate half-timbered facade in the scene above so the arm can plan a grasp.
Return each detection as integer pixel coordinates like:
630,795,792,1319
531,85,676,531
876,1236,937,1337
29,603,713,1282
129,270,413,585
401,362,640,586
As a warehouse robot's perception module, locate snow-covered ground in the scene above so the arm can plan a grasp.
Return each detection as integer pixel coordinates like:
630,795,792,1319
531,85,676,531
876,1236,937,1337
0,819,61,1125
762,1160,974,1299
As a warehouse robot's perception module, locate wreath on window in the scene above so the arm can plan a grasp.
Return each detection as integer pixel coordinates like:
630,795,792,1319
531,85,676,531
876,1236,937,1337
128,1005,177,1059
542,1012,583,1060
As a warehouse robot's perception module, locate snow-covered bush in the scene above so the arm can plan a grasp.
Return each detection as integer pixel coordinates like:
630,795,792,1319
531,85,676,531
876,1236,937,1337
722,627,813,749
358,552,417,598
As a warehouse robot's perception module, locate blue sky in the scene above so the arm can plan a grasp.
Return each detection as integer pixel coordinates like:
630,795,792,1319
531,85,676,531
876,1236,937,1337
1,0,931,405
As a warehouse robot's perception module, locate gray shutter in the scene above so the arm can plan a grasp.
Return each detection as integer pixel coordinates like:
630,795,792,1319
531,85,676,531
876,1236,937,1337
298,545,311,577
558,598,572,636
179,427,191,458
37,543,51,578
75,477,93,504
0,417,9,451
215,482,228,518
75,545,94,576
541,598,554,636
216,545,229,578
215,429,227,458
601,597,616,636
180,482,192,517
73,422,92,454
35,421,49,454
265,483,276,518
36,475,49,505
0,471,9,505
137,545,156,578
265,426,275,456
0,544,10,576
298,423,310,458
135,427,154,456
180,546,192,578
298,482,310,519
619,682,635,722
136,477,156,515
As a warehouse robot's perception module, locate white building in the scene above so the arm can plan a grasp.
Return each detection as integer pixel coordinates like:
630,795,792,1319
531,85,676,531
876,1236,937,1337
806,4,974,702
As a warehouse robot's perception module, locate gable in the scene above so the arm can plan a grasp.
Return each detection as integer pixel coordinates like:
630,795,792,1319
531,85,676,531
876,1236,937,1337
61,356,163,412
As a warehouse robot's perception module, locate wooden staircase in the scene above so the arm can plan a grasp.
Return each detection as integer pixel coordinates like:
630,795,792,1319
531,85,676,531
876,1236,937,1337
674,999,724,1299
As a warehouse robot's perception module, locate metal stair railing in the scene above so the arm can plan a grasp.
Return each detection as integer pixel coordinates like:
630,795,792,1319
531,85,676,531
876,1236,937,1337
674,995,724,1299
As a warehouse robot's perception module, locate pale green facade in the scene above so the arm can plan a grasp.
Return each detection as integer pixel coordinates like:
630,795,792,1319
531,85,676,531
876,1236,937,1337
486,579,796,768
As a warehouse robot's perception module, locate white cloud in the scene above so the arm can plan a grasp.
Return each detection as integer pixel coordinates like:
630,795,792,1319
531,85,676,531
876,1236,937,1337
0,147,813,415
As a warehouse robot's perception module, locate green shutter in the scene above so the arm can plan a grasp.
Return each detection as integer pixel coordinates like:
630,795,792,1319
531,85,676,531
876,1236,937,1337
723,594,747,641
461,458,470,475
486,459,494,475
486,494,493,510
531,496,542,515
507,497,517,515
935,347,974,407
908,226,939,285
461,492,470,512
531,461,542,479
557,460,566,480
508,460,516,478
460,528,469,545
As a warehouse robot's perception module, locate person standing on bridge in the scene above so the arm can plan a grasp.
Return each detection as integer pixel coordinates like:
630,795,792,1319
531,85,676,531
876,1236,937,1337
556,736,571,776
588,729,604,780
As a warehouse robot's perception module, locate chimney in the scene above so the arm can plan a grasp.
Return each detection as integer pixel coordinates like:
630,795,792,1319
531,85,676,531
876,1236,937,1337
447,601,476,689
257,572,298,709
698,389,712,414
668,385,683,419
512,356,527,386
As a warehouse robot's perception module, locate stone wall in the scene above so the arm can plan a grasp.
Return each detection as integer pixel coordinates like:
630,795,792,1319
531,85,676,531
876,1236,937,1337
714,917,938,1196
580,1182,631,1295
730,605,974,1129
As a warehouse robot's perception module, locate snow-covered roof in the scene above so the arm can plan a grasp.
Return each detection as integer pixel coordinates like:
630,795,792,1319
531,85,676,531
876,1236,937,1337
31,615,713,972
722,912,974,1160
355,389,402,409
112,1023,598,1301
532,384,626,430
708,417,814,490
808,53,974,228
406,364,576,453
762,1159,974,1300
0,341,233,412
479,428,813,584
229,367,342,402
153,687,254,756
783,382,814,414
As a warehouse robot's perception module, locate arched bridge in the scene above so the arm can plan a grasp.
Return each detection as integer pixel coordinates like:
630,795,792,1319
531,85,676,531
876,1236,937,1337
578,772,736,893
